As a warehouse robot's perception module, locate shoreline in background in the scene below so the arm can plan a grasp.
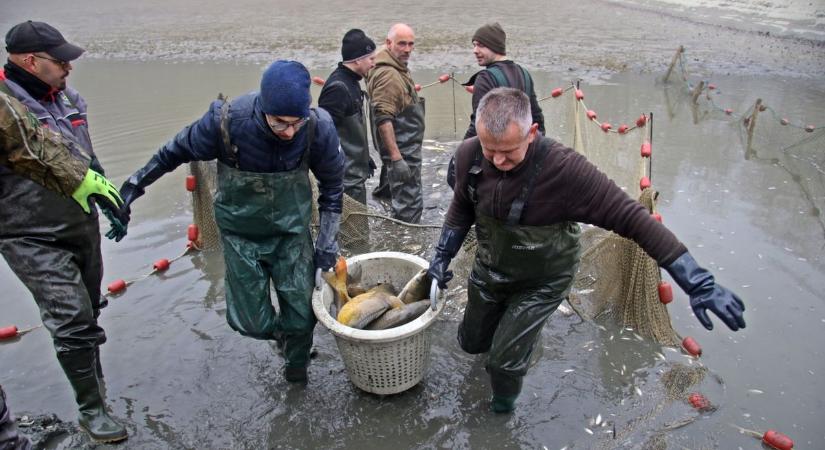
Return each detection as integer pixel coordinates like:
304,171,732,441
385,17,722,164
1,0,823,80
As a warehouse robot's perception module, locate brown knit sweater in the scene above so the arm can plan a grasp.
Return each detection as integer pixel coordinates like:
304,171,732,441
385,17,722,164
446,136,687,266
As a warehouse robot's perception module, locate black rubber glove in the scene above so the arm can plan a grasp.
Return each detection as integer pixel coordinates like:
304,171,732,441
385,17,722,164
368,157,377,178
314,211,341,271
389,158,412,183
665,251,746,331
427,225,469,289
116,154,169,228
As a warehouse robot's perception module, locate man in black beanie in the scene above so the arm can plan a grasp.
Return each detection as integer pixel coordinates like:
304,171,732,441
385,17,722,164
319,29,377,204
447,22,545,188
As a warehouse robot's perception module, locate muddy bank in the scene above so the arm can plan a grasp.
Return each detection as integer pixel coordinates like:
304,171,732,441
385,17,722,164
1,0,823,79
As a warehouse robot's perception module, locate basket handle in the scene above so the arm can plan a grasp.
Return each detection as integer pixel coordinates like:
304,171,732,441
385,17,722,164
429,279,439,311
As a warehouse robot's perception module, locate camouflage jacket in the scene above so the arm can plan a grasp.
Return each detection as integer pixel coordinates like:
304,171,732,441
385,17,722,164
0,90,90,196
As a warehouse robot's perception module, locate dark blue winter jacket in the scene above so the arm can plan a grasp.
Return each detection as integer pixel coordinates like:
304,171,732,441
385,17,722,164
146,92,344,212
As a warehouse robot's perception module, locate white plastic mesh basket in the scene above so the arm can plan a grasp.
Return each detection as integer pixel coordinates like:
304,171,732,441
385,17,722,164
311,252,444,395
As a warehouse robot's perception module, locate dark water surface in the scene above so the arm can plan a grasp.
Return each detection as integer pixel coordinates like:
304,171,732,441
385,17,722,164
1,1,824,449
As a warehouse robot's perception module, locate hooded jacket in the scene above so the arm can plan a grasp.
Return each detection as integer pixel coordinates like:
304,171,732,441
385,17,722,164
366,48,417,126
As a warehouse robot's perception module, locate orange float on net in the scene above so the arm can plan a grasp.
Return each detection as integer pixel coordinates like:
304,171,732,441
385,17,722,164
438,74,450,83
0,325,19,340
188,224,199,242
651,212,662,223
641,141,652,158
618,124,629,134
682,336,702,356
414,84,421,92
575,89,584,100
153,258,170,272
688,393,711,410
600,122,612,132
707,83,716,90
762,430,794,450
725,108,733,115
185,175,196,192
107,279,126,294
586,110,597,120
636,114,647,127
311,76,325,86
658,280,672,304
550,87,563,98
805,125,815,132
780,118,789,125
639,176,651,190
465,85,474,94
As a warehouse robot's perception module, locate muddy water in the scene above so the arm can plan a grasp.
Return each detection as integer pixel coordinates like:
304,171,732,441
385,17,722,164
1,1,825,449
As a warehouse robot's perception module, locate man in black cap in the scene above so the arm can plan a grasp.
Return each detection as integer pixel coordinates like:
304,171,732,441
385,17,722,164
447,22,545,188
0,20,128,443
318,29,377,204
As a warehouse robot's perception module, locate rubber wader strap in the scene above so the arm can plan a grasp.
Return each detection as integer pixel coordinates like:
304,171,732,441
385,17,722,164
219,96,239,168
486,66,508,88
466,143,484,205
506,140,548,226
486,65,533,96
298,108,318,169
520,66,533,97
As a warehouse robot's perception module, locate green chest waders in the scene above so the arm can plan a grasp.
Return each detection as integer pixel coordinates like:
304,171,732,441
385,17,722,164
213,114,317,369
457,143,582,411
335,104,371,205
374,87,425,223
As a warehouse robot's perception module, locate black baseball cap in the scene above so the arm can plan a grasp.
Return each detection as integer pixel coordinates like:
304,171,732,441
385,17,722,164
5,20,85,61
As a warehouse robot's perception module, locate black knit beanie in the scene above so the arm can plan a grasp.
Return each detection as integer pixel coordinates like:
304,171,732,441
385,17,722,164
472,22,506,55
341,29,376,62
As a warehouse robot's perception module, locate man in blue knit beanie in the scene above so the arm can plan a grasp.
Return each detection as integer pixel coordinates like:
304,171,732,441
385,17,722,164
118,60,345,383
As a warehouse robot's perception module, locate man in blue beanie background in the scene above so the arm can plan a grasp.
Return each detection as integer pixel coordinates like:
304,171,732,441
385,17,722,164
117,60,345,383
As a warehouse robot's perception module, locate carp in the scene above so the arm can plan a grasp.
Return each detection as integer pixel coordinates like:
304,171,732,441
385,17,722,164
322,257,431,330
398,269,431,304
365,300,431,330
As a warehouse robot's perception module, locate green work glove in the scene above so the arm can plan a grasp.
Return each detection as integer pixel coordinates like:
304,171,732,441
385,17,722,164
72,168,123,213
71,169,129,240
102,209,128,242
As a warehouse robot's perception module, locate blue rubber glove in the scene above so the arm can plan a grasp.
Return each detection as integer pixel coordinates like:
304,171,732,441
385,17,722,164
314,211,341,271
427,225,468,289
665,251,746,331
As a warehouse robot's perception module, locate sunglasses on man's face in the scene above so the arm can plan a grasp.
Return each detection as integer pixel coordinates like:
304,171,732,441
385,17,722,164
32,54,70,69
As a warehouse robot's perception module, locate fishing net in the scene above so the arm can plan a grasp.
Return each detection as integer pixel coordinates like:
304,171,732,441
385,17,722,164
739,105,825,239
664,46,825,239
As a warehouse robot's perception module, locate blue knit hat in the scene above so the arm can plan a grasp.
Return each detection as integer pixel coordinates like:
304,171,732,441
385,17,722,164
259,60,311,117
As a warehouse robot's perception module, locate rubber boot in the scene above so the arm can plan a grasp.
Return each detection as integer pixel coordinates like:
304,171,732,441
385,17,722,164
56,349,127,443
283,366,308,383
489,369,523,414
